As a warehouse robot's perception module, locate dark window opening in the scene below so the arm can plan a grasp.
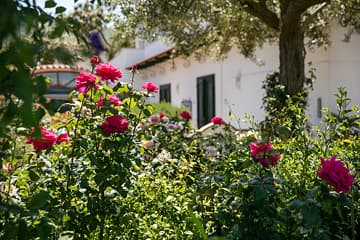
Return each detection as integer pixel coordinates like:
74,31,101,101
160,84,171,103
197,74,215,128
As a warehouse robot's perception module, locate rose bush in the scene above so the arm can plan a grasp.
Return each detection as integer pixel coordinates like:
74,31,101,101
0,54,359,240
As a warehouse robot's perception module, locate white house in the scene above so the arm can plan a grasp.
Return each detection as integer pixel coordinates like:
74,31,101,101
111,22,360,129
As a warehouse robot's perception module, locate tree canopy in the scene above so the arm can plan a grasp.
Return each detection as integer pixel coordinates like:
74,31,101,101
110,0,360,95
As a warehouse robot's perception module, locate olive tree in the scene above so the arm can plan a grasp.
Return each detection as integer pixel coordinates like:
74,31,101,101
110,0,359,95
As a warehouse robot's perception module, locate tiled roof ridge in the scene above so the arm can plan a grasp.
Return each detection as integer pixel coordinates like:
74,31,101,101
34,64,91,73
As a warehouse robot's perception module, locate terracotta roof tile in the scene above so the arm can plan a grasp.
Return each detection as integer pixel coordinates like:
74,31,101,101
34,64,91,74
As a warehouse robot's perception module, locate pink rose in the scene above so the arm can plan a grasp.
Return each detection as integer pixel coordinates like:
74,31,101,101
180,111,192,120
318,155,354,193
249,141,280,168
101,115,129,134
141,82,159,93
109,95,120,106
75,72,100,93
95,63,122,82
2,163,10,173
148,114,161,124
211,116,224,125
26,126,64,151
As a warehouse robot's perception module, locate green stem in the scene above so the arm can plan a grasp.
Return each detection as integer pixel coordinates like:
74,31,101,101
127,69,136,117
64,95,86,213
98,188,106,240
351,201,355,240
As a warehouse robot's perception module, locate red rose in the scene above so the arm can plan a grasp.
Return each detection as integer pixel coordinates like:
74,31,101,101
180,111,192,120
95,63,122,82
97,96,105,108
211,116,224,125
318,155,354,193
141,82,159,93
249,141,280,168
101,115,129,134
90,55,100,65
75,72,99,93
26,126,69,151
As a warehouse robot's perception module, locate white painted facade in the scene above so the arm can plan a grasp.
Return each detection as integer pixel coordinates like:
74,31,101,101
111,22,360,128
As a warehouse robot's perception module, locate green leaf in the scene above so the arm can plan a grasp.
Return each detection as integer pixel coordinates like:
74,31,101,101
122,158,132,168
302,204,321,227
29,169,40,181
28,191,50,210
122,98,137,109
103,84,114,95
37,222,53,240
45,0,56,8
55,6,67,14
189,212,207,240
254,186,266,203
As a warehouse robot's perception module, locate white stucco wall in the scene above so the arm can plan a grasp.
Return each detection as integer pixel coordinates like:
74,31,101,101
111,23,360,129
327,24,360,112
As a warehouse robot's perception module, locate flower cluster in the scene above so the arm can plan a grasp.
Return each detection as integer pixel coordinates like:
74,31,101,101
318,155,354,193
101,115,129,135
148,113,169,124
249,141,280,168
26,126,69,151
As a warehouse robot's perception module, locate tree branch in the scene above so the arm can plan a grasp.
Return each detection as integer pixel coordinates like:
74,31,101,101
240,0,280,31
301,2,329,30
291,0,330,15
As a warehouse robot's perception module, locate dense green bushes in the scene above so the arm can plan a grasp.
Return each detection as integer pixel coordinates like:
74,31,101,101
1,57,359,239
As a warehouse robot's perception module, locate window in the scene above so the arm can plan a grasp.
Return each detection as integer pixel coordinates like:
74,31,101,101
160,84,171,102
197,74,215,128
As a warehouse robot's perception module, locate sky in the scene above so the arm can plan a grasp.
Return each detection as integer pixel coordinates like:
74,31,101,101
36,0,85,14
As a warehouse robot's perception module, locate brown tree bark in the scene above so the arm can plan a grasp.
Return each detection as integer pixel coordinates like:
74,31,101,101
279,16,305,95
279,1,306,95
243,0,329,95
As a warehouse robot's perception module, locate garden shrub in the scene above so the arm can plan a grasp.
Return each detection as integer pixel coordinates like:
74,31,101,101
1,57,359,240
152,101,189,120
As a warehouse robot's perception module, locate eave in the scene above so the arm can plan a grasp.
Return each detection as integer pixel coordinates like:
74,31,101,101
126,47,174,70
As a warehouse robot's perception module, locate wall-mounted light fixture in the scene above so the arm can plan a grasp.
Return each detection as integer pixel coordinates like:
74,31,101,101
235,72,242,89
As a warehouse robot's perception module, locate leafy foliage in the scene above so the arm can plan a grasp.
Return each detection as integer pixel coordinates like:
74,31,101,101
261,70,314,135
110,0,360,95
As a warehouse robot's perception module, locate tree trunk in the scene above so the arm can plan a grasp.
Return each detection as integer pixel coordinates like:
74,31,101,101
279,12,305,95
